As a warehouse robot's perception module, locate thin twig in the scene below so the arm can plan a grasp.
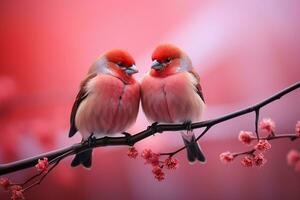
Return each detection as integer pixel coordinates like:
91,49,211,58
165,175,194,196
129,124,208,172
160,126,211,156
12,149,75,189
232,134,300,158
23,160,60,191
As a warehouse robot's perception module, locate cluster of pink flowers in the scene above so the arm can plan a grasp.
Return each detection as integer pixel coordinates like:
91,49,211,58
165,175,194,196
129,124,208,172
127,147,139,158
164,157,179,170
141,149,160,166
254,140,271,151
0,178,25,200
35,157,49,173
220,118,274,168
286,149,300,171
241,153,267,167
259,118,275,134
151,166,165,181
241,156,253,167
253,153,267,166
0,157,51,200
141,149,164,181
10,185,25,200
219,151,234,163
141,149,179,181
238,131,253,145
219,151,267,167
0,177,10,190
127,147,178,181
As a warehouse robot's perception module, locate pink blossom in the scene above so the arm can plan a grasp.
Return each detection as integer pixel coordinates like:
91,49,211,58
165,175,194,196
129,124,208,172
254,140,271,151
127,147,138,159
141,149,160,166
141,149,153,160
0,177,11,190
149,155,160,166
295,121,300,136
219,151,234,163
35,157,49,173
259,118,275,134
241,156,253,167
238,131,253,145
9,185,25,200
286,149,300,166
164,157,179,170
152,166,165,181
253,153,267,167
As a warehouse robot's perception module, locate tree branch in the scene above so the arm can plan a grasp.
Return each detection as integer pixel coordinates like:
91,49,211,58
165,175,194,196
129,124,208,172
0,81,299,175
231,134,299,158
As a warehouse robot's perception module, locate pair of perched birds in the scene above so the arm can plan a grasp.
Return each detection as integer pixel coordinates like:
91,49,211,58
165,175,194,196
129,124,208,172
69,44,206,168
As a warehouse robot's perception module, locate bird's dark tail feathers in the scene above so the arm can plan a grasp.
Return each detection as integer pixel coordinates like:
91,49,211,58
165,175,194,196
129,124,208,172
181,132,206,163
71,149,93,168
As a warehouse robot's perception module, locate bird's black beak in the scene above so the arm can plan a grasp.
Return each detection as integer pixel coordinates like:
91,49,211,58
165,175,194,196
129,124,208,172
151,60,163,70
125,64,138,75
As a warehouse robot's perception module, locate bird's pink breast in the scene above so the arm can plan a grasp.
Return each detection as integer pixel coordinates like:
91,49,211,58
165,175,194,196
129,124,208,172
141,72,204,123
75,74,140,139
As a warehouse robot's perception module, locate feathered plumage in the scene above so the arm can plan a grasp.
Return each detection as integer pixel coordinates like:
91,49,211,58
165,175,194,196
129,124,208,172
141,44,206,163
69,49,140,168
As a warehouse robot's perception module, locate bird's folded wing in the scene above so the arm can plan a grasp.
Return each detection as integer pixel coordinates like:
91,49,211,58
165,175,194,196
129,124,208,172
188,70,205,103
69,72,97,137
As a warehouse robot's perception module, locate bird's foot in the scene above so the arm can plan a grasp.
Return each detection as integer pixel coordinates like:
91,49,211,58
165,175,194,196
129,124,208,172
183,120,193,134
86,133,97,147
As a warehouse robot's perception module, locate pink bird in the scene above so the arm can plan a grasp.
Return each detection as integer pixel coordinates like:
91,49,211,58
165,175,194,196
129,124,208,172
141,44,206,163
69,49,140,168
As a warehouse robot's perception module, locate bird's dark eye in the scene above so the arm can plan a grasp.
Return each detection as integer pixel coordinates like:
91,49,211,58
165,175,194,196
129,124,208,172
117,62,124,67
165,58,171,63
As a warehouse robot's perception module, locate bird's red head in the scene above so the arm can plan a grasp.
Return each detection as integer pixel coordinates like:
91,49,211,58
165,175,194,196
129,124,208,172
105,49,135,67
104,49,138,83
150,44,186,77
152,44,182,62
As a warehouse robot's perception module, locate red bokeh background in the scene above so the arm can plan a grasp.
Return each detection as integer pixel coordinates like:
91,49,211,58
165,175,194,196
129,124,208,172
0,0,299,199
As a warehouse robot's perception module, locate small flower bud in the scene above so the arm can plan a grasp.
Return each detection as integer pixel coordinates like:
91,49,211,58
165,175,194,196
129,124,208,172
241,156,253,167
253,153,267,167
164,157,179,170
127,147,138,159
254,140,271,151
259,118,275,134
35,157,49,173
238,131,253,145
10,185,25,200
141,149,160,166
152,166,165,181
219,151,234,163
0,177,10,190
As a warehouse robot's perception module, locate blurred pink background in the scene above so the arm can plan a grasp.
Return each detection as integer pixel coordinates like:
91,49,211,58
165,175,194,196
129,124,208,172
0,0,300,199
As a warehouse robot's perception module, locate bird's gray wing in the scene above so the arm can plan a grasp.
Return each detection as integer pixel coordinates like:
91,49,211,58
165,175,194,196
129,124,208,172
189,70,205,103
69,73,97,137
